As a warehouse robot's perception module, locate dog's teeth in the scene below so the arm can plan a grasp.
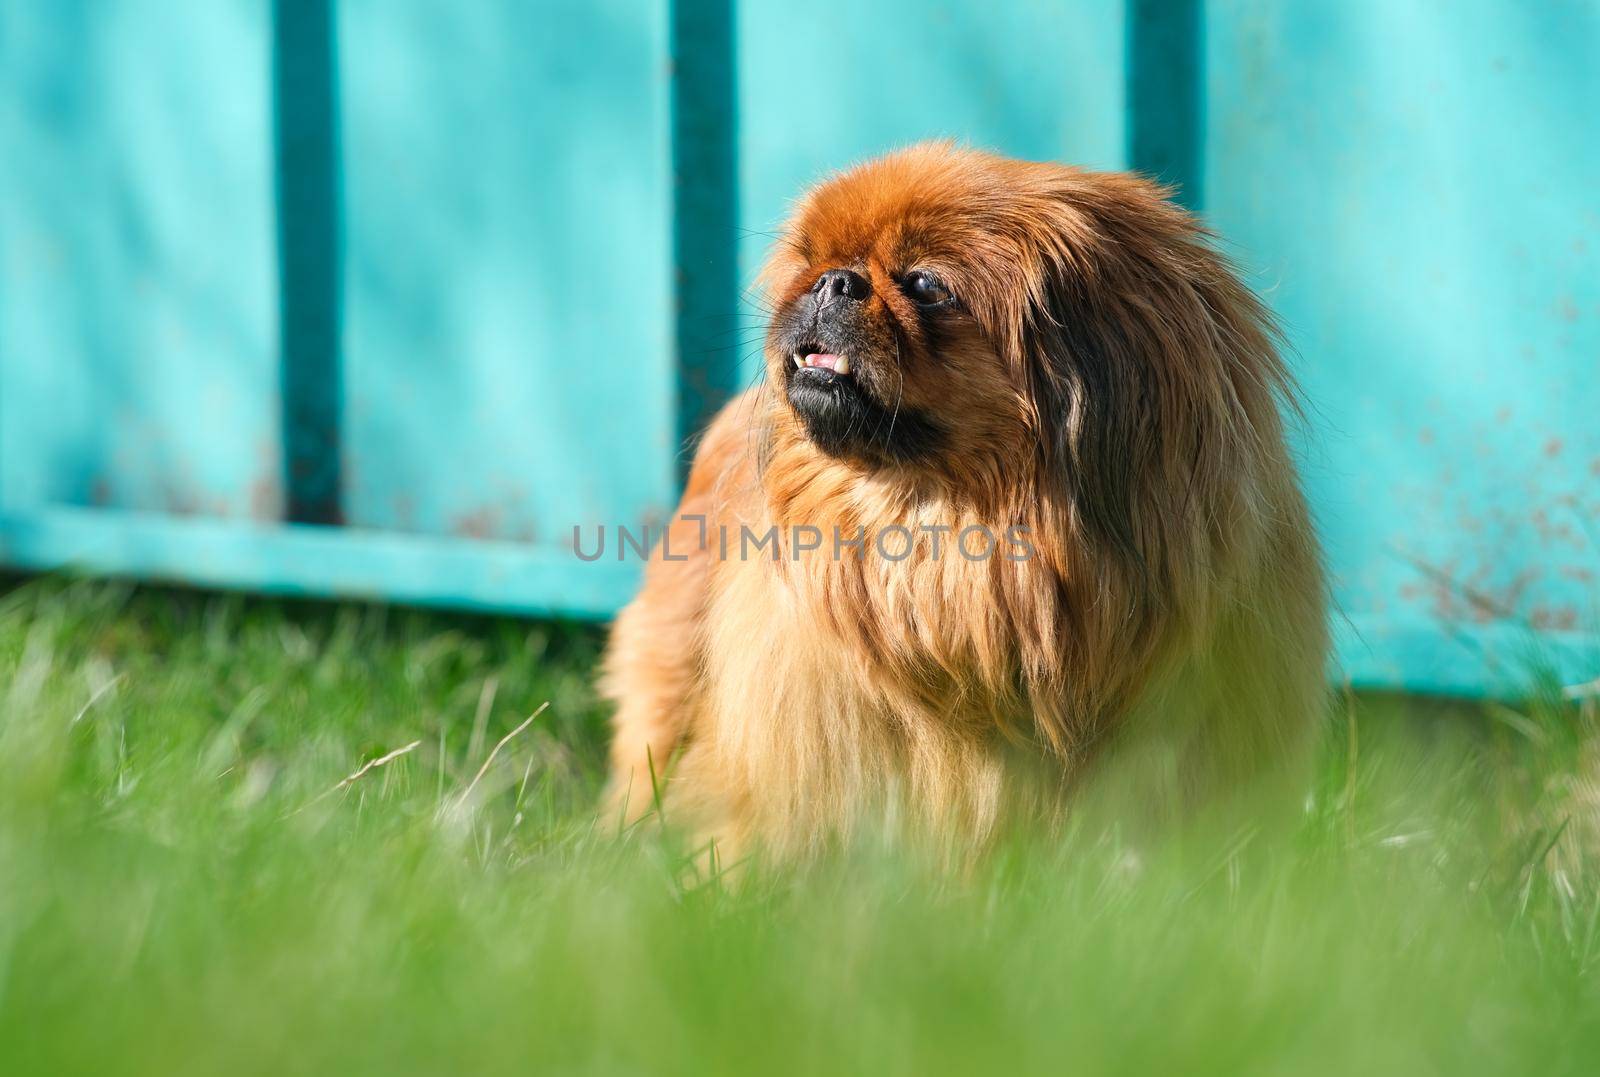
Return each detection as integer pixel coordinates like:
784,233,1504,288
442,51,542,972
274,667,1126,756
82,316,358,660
793,354,804,369
835,355,851,375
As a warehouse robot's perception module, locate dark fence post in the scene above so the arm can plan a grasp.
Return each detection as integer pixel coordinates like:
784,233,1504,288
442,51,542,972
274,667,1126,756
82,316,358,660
670,0,740,479
1128,0,1204,209
273,0,344,524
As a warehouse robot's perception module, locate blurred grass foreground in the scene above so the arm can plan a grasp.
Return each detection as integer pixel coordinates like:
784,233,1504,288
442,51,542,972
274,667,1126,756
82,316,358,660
3,576,1600,1075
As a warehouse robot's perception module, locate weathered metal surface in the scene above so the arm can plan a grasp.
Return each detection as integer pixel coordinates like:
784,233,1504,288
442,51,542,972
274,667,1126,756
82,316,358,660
335,0,678,555
0,1,281,521
1206,0,1600,691
735,2,1128,289
0,1,1595,694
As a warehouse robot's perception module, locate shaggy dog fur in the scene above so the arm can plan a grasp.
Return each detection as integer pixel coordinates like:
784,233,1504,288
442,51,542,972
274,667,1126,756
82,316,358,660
601,143,1327,862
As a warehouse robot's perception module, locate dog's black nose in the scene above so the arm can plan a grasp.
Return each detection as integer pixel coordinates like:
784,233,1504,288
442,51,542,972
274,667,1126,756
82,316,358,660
812,268,871,304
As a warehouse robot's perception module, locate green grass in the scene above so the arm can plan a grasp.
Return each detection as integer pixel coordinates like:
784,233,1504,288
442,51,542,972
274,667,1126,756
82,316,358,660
2,576,1599,1075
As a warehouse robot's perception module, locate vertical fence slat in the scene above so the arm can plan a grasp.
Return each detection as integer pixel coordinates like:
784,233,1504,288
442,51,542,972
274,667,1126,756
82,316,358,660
273,0,344,524
1127,0,1203,208
670,0,740,474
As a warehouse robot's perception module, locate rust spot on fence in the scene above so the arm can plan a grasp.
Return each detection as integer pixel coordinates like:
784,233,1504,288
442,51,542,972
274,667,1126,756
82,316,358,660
249,462,285,520
452,507,503,541
1400,560,1547,626
1529,605,1580,632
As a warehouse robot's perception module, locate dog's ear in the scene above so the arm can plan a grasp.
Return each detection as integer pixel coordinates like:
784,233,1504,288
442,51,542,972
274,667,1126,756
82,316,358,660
1016,182,1291,623
1024,267,1164,589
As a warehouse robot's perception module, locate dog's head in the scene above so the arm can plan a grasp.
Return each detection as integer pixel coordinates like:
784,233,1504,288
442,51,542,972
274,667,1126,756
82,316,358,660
762,142,1293,579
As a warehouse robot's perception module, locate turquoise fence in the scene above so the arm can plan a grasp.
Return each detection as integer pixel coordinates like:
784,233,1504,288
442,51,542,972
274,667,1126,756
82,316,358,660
1,1,1596,695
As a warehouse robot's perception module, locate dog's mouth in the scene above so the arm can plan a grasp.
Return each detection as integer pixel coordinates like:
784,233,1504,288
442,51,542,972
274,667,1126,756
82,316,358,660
779,339,942,464
790,349,854,379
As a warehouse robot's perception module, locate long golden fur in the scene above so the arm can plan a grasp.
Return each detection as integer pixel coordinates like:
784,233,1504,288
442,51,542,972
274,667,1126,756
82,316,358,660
602,143,1327,862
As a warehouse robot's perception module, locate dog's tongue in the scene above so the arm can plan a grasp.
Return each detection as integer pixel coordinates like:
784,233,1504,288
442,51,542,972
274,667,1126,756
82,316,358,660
804,353,844,371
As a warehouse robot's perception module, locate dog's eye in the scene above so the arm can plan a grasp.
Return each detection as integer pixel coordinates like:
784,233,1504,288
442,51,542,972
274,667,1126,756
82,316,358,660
903,270,952,307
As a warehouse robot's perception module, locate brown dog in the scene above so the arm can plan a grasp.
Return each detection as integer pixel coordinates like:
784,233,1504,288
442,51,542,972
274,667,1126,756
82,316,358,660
602,143,1327,862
